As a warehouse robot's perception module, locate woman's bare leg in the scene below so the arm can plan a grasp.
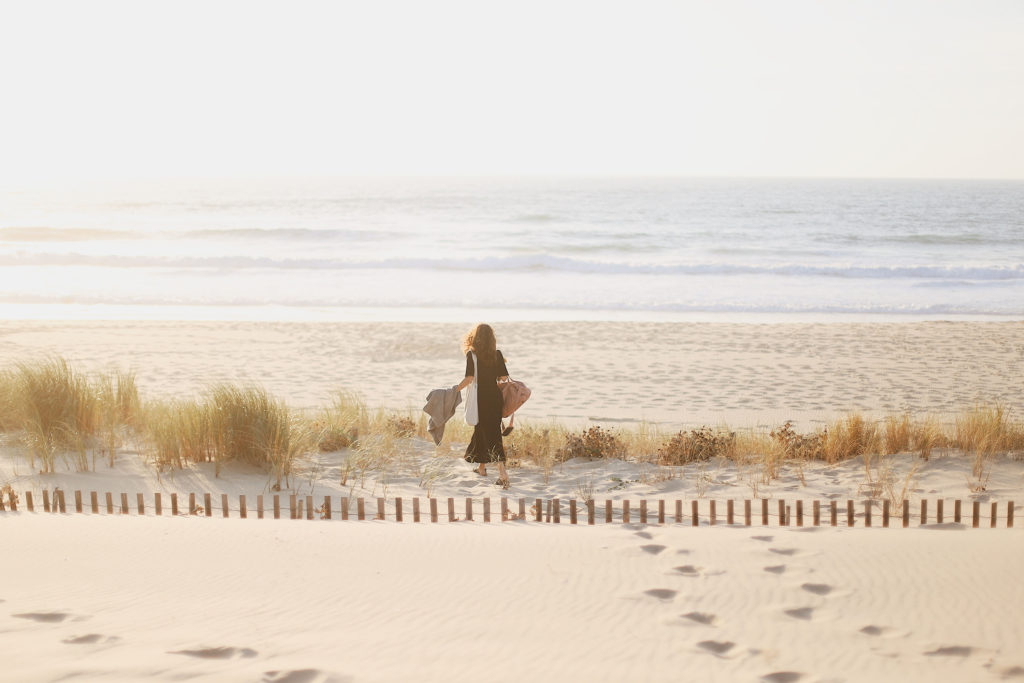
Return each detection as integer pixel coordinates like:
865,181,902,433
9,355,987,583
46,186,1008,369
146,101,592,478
497,462,509,484
477,463,486,476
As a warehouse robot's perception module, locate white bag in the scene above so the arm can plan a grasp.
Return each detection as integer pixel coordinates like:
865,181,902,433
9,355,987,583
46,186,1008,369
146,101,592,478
464,352,479,426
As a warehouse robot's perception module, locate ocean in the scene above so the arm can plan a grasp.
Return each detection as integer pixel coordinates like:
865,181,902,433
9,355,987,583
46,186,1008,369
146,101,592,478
1,177,1022,321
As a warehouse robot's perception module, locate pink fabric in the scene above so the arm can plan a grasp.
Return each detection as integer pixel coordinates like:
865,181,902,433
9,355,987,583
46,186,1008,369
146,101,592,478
499,379,531,418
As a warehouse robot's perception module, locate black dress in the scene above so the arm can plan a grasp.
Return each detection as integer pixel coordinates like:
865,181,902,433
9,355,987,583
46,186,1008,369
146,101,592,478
464,349,509,464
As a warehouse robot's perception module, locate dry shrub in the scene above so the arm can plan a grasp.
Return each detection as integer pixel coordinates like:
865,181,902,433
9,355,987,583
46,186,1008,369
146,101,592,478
313,390,365,451
769,421,825,460
823,414,880,463
657,426,735,465
555,426,625,462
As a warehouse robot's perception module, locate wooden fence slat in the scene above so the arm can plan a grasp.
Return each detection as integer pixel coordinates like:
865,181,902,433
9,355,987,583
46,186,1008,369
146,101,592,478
155,492,163,516
882,500,889,528
553,498,561,524
710,500,717,526
340,497,348,521
43,490,51,513
639,500,647,524
534,498,542,523
761,498,769,526
396,497,404,522
813,500,821,526
744,500,752,526
500,497,508,522
675,499,683,524
846,499,854,527
587,500,595,525
137,493,145,515
74,490,83,513
26,491,34,512
414,497,422,523
937,499,944,524
903,500,910,528
239,495,246,519
1008,501,1014,528
305,495,313,520
605,500,612,524
518,498,525,520
830,500,837,527
658,499,665,525
171,493,179,516
482,497,489,523
273,495,280,519
56,490,65,513
691,500,699,527
954,499,962,523
357,497,366,521
972,501,980,528
257,494,264,519
465,498,473,522
863,500,871,527
321,495,329,520
778,500,785,527
622,500,630,524
430,497,438,523
0,493,5,512
546,499,552,523
920,499,927,525
222,493,229,518
727,500,734,525
120,493,129,515
569,499,576,525
297,499,303,520
289,495,297,520
447,497,455,522
991,502,998,528
786,505,791,526
796,500,803,527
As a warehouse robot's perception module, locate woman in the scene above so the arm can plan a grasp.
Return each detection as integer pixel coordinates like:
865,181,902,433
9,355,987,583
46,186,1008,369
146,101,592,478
456,323,510,487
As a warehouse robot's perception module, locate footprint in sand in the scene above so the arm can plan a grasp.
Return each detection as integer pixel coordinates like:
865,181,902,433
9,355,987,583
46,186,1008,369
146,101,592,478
764,565,786,574
761,673,803,683
800,583,833,596
634,531,653,539
697,640,735,656
859,625,898,637
644,589,677,601
769,548,798,556
640,544,666,555
63,634,120,645
170,646,258,659
924,646,974,657
682,612,718,626
673,565,702,576
1001,666,1024,679
751,536,773,542
13,612,72,623
784,607,814,620
263,670,341,683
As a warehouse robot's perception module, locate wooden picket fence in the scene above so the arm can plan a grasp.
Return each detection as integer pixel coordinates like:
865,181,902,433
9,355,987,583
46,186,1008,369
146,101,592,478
0,488,1018,528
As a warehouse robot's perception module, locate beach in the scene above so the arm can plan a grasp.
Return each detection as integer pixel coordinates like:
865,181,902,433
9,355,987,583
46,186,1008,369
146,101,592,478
1,319,1022,430
2,318,1023,681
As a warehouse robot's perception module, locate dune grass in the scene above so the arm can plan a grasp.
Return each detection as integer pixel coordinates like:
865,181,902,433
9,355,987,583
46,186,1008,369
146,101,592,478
2,356,1023,495
0,359,139,473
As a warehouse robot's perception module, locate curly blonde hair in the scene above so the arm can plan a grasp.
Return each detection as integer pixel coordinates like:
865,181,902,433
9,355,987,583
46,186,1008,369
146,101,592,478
462,323,497,364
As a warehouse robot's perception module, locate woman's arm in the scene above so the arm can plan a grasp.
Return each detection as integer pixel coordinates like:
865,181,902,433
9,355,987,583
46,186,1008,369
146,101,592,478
457,375,474,391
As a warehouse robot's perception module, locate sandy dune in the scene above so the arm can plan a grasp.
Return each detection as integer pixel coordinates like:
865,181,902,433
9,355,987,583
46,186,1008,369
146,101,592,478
2,515,1022,683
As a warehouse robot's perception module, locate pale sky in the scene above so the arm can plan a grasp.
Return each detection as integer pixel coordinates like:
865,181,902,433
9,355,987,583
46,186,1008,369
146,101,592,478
1,0,1022,184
